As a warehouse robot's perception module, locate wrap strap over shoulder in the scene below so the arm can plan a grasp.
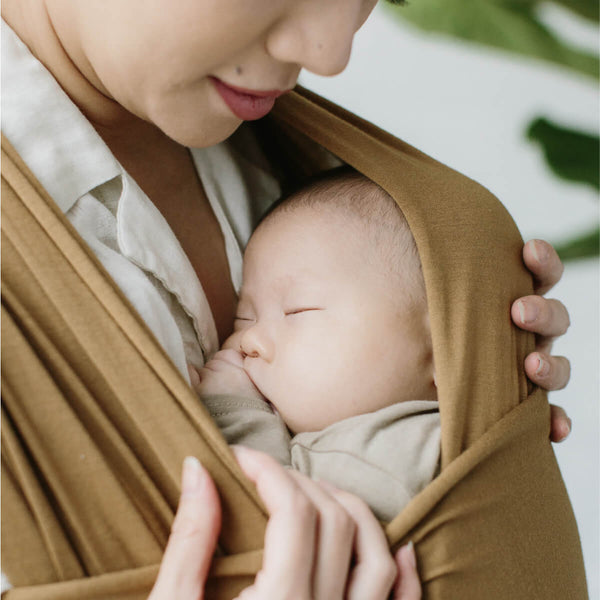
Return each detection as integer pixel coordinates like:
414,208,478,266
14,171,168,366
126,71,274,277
1,137,266,599
1,86,588,599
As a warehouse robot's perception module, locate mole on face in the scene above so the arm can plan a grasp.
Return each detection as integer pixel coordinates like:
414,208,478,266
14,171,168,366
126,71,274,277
235,65,243,75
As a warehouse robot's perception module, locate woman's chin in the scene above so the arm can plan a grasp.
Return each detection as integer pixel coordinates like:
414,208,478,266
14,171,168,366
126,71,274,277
145,97,243,148
162,115,243,148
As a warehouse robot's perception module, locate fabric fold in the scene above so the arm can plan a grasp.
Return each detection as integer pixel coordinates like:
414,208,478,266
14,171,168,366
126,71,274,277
1,82,587,599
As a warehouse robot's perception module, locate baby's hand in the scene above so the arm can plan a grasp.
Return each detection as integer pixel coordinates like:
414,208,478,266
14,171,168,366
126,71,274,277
188,349,264,402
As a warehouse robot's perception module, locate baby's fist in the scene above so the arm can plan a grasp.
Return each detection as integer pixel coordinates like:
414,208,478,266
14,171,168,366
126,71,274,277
189,349,264,402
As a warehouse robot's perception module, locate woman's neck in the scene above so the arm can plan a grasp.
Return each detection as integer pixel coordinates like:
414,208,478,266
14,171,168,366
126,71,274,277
2,0,152,140
3,1,239,343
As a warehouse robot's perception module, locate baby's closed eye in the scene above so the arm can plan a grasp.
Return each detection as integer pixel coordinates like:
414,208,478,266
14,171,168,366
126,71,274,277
284,307,324,316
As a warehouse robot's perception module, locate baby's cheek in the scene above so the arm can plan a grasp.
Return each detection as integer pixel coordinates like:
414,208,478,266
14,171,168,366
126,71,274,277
275,362,338,432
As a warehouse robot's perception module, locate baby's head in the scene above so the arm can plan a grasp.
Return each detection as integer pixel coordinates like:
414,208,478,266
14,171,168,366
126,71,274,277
233,169,436,434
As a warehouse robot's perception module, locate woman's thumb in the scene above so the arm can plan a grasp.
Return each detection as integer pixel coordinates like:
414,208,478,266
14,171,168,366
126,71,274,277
149,457,222,600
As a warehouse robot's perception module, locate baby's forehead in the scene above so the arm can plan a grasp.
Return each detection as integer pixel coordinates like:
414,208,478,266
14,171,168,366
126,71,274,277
247,173,423,286
249,210,420,290
260,174,408,240
249,204,369,264
257,198,409,262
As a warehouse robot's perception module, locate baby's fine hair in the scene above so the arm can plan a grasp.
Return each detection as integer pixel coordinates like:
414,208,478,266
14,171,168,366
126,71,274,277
259,167,425,303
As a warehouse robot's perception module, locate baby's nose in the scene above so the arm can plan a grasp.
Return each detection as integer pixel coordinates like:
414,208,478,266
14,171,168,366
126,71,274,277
239,326,274,362
240,346,259,359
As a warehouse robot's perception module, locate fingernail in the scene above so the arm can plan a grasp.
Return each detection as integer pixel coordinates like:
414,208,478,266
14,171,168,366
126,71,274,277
182,456,205,494
517,300,539,324
405,541,417,569
535,355,549,377
531,240,549,263
562,418,572,440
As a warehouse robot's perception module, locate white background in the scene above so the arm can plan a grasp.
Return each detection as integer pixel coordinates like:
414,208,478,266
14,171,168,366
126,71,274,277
301,4,599,596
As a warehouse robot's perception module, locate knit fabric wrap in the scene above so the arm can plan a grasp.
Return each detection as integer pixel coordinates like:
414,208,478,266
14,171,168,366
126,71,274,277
1,88,587,598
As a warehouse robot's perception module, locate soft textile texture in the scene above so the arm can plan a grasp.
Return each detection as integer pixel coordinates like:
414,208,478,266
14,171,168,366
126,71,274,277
204,394,441,522
1,85,588,598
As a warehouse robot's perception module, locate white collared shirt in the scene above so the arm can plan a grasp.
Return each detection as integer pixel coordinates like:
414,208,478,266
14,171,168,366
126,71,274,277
1,20,280,382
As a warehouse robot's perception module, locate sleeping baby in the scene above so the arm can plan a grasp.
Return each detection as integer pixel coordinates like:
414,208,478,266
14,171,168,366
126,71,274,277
190,169,440,522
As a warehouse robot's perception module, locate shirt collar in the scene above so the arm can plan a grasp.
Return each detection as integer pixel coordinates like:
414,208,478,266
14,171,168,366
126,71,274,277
1,20,121,213
116,172,220,358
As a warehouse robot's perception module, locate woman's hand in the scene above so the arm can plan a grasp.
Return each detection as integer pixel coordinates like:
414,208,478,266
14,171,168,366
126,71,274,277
149,448,421,599
511,239,572,442
148,456,221,600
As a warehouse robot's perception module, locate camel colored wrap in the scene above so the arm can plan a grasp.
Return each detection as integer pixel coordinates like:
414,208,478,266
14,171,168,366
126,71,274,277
1,88,587,599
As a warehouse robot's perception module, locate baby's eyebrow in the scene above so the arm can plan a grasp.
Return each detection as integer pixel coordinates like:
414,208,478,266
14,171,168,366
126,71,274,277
237,272,322,308
274,271,322,291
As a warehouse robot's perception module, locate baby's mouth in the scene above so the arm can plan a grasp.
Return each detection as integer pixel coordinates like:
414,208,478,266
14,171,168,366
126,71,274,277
243,368,279,415
243,366,269,402
244,365,279,416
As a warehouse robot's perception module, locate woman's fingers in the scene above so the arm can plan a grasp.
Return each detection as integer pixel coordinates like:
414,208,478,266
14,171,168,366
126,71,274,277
549,403,572,443
524,352,572,442
232,446,316,599
319,482,397,600
516,239,573,440
288,474,356,600
149,457,222,600
512,294,571,392
524,352,571,391
522,239,564,295
511,296,570,353
233,446,411,600
393,543,422,599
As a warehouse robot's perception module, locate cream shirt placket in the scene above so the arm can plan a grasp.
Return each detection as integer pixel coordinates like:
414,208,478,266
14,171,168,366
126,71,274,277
67,170,219,377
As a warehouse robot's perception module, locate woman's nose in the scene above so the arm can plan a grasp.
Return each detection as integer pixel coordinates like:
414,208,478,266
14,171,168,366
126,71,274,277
239,325,275,362
266,0,376,77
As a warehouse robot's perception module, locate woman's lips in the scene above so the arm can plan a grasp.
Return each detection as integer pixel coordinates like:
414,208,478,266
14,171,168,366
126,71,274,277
210,76,289,121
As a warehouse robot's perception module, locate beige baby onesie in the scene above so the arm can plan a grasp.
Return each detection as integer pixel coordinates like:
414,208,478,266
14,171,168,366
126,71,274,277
203,395,440,522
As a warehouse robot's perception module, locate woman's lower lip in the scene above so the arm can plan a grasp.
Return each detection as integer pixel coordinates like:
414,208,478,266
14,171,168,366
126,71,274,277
210,77,281,121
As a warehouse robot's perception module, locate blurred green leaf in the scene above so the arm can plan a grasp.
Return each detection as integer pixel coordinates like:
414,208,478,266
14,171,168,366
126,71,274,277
551,0,598,22
554,227,600,260
527,117,599,190
385,0,599,79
